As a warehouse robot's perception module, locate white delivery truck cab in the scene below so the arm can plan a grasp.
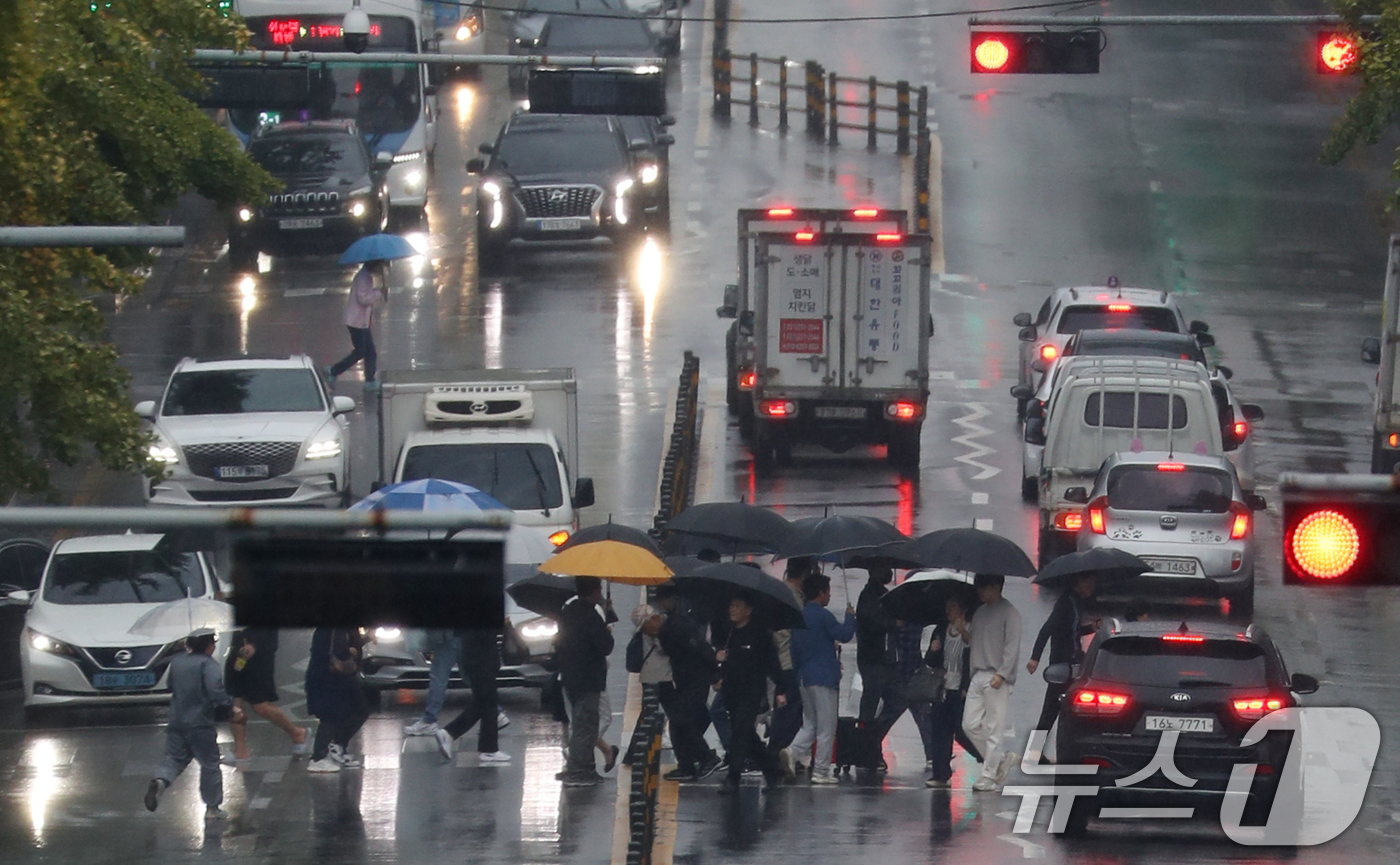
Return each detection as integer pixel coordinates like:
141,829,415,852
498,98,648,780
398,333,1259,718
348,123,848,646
375,369,594,549
1031,358,1223,563
748,229,933,471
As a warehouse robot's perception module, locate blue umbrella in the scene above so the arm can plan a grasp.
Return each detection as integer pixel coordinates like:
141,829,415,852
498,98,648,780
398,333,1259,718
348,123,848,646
339,233,419,265
350,478,507,513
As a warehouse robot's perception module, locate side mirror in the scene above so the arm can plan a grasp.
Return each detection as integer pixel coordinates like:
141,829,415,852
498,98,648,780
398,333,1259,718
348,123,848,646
374,151,394,170
1064,486,1089,505
655,133,675,147
1362,337,1382,364
1030,358,1047,374
738,309,755,335
1215,364,1234,380
1242,404,1265,422
1012,312,1033,327
332,395,357,416
465,158,485,174
1189,320,1210,335
1043,662,1073,686
716,283,739,319
1009,384,1034,400
1290,672,1320,694
1195,332,1216,348
477,142,495,155
5,589,32,606
1018,326,1037,343
1024,417,1046,446
573,477,596,509
1246,493,1268,512
658,115,677,127
134,400,157,420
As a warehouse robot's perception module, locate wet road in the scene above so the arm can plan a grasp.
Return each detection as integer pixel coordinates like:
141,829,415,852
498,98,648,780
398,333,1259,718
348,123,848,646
6,0,1400,861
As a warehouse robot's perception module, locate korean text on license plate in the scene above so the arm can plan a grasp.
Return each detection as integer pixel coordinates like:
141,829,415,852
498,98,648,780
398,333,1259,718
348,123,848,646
217,465,269,480
1145,715,1215,733
278,218,324,230
539,218,583,231
92,671,157,689
1145,558,1198,576
814,405,866,420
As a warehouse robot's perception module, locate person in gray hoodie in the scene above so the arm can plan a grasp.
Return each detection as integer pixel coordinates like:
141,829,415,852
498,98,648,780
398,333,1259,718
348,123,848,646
145,629,243,819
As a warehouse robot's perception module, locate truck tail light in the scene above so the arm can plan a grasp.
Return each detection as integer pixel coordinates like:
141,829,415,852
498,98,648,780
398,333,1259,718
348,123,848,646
852,208,879,218
548,530,570,546
875,233,902,243
1087,496,1107,534
1231,695,1287,722
1071,689,1131,716
738,369,756,390
1054,511,1083,532
885,401,923,420
1230,502,1250,540
1040,344,1058,362
766,207,794,217
794,230,817,242
760,400,797,418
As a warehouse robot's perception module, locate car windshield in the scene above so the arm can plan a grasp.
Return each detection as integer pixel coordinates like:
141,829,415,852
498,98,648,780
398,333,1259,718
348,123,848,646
1083,392,1189,430
399,443,565,510
495,124,627,172
1107,465,1234,513
520,0,615,15
1074,340,1205,365
546,16,656,51
250,134,365,177
44,550,206,605
1093,637,1269,688
1057,305,1180,335
162,369,325,416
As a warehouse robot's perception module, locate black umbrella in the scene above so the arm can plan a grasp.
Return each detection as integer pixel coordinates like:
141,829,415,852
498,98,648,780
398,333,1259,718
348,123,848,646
670,562,805,630
663,555,712,577
888,528,1037,577
1034,548,1149,588
663,502,793,554
557,521,663,558
881,569,978,626
506,570,578,619
776,514,907,563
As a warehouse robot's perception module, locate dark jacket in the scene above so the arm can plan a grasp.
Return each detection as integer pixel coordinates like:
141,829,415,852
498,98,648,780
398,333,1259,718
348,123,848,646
557,596,614,696
926,623,973,693
1030,590,1094,665
856,582,898,668
658,607,716,690
718,619,784,705
305,628,362,719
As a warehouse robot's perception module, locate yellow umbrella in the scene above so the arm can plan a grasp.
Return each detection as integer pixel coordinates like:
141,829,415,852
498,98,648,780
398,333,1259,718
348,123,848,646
540,539,674,586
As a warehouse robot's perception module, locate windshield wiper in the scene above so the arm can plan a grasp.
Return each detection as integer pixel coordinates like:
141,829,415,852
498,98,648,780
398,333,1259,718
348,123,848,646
524,449,553,518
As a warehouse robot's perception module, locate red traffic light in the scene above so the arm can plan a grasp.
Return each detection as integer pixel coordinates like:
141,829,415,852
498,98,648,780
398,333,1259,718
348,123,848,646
1318,32,1358,74
970,30,1101,74
973,35,1012,72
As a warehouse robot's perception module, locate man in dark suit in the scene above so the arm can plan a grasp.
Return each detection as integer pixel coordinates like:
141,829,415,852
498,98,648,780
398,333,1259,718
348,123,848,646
1026,574,1098,731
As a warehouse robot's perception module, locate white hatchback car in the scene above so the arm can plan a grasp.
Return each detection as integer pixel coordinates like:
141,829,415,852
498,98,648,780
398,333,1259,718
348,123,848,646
137,355,355,507
12,534,227,715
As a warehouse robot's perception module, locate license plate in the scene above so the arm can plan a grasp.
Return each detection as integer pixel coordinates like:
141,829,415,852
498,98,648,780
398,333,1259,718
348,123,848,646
278,217,324,230
1146,714,1215,733
217,465,269,479
92,671,157,689
539,217,584,231
815,405,866,419
1144,557,1198,575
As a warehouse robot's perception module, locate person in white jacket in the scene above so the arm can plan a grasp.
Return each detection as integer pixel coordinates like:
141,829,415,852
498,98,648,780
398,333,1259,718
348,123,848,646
326,260,386,388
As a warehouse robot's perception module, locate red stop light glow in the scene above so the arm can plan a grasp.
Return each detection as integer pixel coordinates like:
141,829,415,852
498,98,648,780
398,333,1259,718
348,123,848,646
1320,35,1358,73
1289,509,1361,579
974,37,1012,72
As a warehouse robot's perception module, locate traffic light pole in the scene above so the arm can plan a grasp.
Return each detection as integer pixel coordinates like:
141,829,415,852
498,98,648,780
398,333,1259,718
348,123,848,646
0,226,185,247
969,15,1381,26
0,506,511,533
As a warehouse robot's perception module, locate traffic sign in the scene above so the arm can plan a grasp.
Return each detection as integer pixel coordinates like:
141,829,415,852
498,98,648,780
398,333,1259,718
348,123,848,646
970,30,1102,74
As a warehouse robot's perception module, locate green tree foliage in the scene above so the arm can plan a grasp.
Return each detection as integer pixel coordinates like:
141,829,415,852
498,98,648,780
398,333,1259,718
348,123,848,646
1323,2,1400,195
0,0,275,496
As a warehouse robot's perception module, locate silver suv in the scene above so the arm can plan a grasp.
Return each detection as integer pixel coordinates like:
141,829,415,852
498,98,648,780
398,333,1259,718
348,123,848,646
1070,452,1267,616
136,356,355,507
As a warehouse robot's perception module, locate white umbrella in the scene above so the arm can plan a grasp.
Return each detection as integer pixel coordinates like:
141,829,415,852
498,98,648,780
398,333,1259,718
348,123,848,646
128,598,234,638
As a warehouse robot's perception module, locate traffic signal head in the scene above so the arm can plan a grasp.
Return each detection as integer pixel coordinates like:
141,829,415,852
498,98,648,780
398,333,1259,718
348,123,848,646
1317,32,1359,74
1282,487,1400,584
971,30,1102,74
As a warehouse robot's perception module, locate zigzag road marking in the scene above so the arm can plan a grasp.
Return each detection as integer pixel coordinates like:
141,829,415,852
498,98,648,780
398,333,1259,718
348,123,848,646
951,402,1000,480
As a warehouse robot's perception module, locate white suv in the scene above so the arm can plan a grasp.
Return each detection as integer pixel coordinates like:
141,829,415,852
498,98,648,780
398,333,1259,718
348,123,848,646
136,356,354,507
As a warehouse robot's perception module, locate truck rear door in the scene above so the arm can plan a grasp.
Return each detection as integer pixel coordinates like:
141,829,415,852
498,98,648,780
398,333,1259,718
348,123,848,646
757,237,838,391
840,239,928,391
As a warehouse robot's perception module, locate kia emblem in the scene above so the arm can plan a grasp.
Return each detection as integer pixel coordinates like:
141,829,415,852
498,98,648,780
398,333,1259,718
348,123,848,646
115,649,133,665
1170,692,1190,702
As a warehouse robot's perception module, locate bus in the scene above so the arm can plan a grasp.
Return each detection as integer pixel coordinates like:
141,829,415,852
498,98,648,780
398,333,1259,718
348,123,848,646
229,0,438,225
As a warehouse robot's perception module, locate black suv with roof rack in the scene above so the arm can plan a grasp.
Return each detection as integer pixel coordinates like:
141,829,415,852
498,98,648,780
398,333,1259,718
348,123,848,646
229,121,392,272
1045,619,1319,837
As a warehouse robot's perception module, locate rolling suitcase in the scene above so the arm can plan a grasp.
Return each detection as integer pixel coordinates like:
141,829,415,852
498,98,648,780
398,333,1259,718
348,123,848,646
833,717,883,773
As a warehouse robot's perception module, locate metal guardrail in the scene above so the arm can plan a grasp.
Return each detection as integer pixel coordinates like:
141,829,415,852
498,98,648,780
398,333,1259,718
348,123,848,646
622,684,666,865
653,351,702,533
0,226,186,248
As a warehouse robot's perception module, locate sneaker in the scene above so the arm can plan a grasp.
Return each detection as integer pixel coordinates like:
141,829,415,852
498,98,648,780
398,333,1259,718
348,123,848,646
810,772,839,786
478,751,511,765
144,779,165,812
926,778,951,789
433,728,454,763
562,772,604,787
403,719,440,736
291,729,311,757
602,743,619,774
778,748,795,782
328,745,362,768
972,777,998,792
696,754,723,779
663,768,697,782
306,757,341,773
322,365,338,385
925,760,935,771
995,751,1019,785
363,380,381,393
497,710,511,731
205,807,228,820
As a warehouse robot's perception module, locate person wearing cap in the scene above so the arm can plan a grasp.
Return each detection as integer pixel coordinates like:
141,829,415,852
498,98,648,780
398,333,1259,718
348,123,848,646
145,629,244,820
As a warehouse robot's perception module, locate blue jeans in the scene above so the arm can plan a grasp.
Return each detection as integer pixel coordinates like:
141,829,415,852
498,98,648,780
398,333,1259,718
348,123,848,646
421,631,460,724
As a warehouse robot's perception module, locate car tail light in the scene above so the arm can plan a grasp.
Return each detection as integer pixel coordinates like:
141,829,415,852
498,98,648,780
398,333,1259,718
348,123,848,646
738,369,756,390
794,230,817,242
1107,303,1134,312
548,530,570,546
1054,511,1083,532
1389,432,1399,448
886,401,923,420
1087,496,1107,534
1039,344,1058,362
852,208,879,218
760,399,797,418
1081,756,1113,769
1234,420,1249,442
1230,502,1250,540
1071,689,1131,716
876,233,902,243
1161,633,1205,643
1231,695,1287,722
767,207,794,217
1157,462,1185,472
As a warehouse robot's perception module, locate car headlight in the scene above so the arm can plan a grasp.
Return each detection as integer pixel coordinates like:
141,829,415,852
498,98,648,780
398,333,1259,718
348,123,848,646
236,207,254,223
482,181,505,229
148,441,179,465
639,164,659,185
405,169,424,188
615,178,634,225
27,629,78,657
349,200,368,218
482,180,501,199
392,151,423,164
615,178,635,197
456,17,480,40
373,626,403,642
305,436,342,460
519,618,559,640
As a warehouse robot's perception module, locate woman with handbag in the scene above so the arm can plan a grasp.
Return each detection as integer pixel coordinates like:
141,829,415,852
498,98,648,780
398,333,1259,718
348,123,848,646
898,621,943,771
304,627,371,773
925,596,985,788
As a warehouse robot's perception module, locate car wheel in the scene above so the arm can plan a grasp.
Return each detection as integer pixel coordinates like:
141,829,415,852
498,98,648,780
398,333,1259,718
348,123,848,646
887,425,922,472
228,240,258,273
1021,475,1038,502
478,231,507,274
